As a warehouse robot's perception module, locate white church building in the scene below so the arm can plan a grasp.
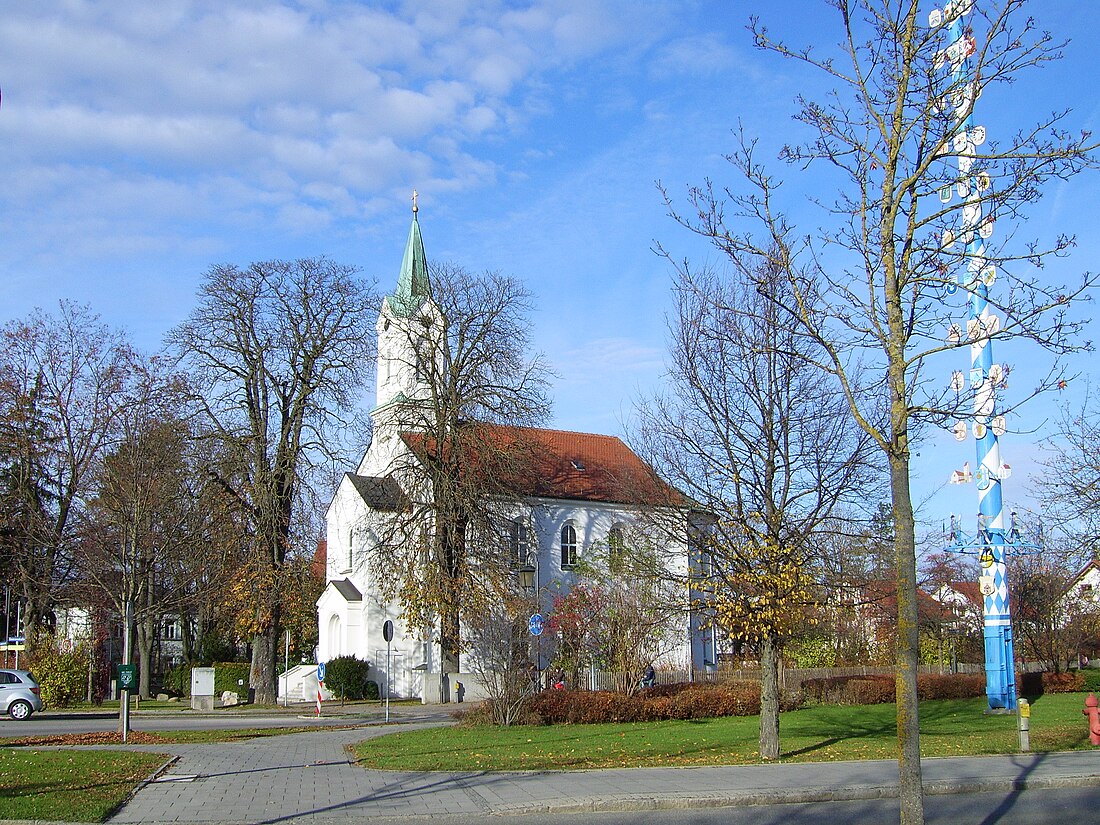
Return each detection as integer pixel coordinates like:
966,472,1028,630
316,205,713,701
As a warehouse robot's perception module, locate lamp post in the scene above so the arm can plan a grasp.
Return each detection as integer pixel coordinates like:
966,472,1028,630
518,556,541,685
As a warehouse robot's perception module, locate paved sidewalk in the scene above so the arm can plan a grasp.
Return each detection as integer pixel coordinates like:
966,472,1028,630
89,724,1100,824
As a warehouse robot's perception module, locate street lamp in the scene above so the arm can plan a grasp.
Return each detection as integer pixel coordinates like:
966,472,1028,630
516,558,542,683
517,563,536,593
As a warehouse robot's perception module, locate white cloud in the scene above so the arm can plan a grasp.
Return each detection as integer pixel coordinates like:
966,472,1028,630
559,337,666,382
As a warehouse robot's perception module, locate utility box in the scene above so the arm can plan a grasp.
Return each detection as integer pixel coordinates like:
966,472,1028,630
191,667,215,711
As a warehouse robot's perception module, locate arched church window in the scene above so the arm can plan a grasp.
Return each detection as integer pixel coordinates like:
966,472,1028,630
560,523,577,569
414,335,430,381
509,520,529,569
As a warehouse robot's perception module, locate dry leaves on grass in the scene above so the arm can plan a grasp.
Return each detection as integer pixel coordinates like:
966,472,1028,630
4,731,170,747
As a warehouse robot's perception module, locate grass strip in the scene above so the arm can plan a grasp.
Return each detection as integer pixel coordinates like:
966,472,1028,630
0,724,357,747
352,693,1095,771
0,749,167,823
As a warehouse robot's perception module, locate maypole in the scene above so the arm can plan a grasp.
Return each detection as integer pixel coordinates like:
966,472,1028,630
934,0,1038,712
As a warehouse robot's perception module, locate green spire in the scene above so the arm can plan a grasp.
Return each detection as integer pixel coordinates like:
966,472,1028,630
390,191,430,317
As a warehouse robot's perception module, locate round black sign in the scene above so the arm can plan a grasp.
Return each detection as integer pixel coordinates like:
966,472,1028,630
382,620,394,642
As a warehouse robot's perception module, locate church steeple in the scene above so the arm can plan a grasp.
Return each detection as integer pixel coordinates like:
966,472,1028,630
374,192,439,416
389,190,431,317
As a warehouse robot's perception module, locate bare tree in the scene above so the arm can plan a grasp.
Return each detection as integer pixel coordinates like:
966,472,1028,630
168,257,377,703
664,2,1098,820
636,262,876,759
1009,532,1098,672
1037,388,1100,553
0,302,136,642
368,262,552,673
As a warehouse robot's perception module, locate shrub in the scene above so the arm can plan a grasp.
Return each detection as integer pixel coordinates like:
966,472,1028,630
323,655,371,700
801,675,893,706
521,681,765,725
28,639,88,707
1019,670,1085,698
213,662,252,697
916,673,985,700
802,673,985,706
1079,668,1100,692
161,662,253,699
163,664,190,697
365,680,380,700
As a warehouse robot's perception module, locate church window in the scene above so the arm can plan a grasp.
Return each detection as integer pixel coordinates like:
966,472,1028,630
509,520,529,568
414,336,430,381
560,523,577,569
345,529,354,572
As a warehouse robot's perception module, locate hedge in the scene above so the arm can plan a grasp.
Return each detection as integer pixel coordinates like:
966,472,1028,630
162,662,253,698
1019,670,1086,697
513,682,766,725
801,673,985,705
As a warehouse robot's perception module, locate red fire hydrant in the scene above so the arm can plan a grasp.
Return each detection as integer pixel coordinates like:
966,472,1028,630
1084,693,1100,745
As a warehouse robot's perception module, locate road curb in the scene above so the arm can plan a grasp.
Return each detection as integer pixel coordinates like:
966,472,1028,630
496,772,1100,815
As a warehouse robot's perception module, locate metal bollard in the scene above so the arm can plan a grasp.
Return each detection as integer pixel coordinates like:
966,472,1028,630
1018,698,1030,752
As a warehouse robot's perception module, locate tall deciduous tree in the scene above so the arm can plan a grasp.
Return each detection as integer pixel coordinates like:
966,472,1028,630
168,258,377,703
636,263,875,759
0,302,136,642
370,263,551,673
79,359,235,697
666,3,1097,820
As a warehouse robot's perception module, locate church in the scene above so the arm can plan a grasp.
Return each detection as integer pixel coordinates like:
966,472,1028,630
316,203,714,701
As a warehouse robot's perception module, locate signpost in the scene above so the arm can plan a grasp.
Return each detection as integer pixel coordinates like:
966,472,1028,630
528,613,544,637
119,601,133,742
383,620,394,722
316,661,325,717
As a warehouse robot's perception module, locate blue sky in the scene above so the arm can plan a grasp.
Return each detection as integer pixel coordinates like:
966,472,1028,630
2,1,1097,536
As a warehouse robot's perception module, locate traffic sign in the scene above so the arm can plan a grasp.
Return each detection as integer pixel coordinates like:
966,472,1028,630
317,661,326,683
528,613,544,637
118,664,137,691
383,620,394,642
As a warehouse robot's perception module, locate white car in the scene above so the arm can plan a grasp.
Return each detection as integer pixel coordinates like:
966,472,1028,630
0,669,45,720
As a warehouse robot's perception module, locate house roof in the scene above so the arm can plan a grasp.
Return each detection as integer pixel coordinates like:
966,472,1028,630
1068,559,1100,590
401,423,685,508
860,579,954,624
944,580,983,607
345,474,408,512
332,578,362,602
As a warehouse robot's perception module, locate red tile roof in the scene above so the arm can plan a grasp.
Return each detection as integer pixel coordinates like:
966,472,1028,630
945,580,983,607
402,423,684,507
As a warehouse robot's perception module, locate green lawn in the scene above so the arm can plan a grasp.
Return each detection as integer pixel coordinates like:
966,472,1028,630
0,749,167,822
352,693,1095,771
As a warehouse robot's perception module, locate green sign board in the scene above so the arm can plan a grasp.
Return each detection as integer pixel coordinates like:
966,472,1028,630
118,664,137,691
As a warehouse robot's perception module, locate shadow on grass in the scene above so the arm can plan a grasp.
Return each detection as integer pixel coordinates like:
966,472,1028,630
779,698,988,760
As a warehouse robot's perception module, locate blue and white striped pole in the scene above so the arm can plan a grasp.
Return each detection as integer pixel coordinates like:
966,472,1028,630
938,1,1017,711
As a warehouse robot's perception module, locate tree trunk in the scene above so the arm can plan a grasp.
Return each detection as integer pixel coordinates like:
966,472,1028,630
891,454,923,825
759,632,781,760
136,616,154,699
251,610,280,705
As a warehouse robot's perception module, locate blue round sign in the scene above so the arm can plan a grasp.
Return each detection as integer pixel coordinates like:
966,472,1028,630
528,613,544,637
317,662,326,682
